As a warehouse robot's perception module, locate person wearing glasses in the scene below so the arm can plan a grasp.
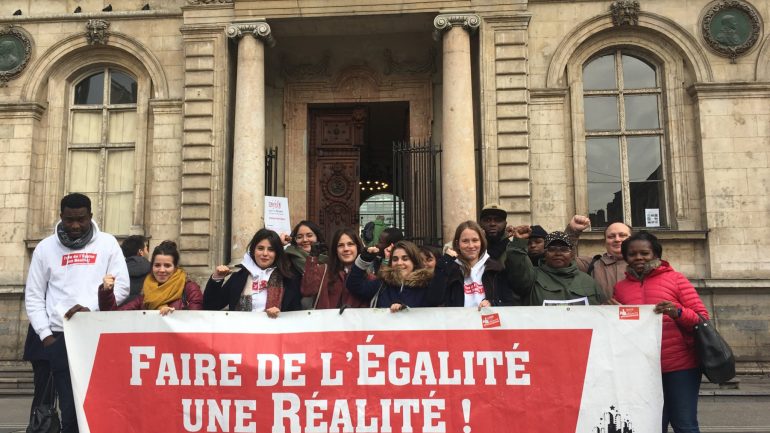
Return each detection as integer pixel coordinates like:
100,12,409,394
505,227,604,306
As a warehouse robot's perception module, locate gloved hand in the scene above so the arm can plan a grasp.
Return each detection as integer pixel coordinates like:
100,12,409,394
360,247,379,262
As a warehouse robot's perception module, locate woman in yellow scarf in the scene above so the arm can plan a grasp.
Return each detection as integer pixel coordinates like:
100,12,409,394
99,240,203,314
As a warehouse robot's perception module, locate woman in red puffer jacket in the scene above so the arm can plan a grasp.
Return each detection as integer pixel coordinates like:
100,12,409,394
613,231,708,433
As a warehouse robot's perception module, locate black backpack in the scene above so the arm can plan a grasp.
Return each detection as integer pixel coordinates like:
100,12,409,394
362,221,375,244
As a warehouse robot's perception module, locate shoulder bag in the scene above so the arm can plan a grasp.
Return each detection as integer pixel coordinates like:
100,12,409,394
27,372,60,433
694,313,735,384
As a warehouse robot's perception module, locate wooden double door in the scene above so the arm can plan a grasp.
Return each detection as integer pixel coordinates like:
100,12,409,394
307,107,367,244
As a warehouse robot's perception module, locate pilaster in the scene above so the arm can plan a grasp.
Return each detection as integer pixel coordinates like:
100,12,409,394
179,23,229,273
480,14,531,223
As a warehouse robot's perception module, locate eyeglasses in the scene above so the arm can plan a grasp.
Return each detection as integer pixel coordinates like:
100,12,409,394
546,245,571,254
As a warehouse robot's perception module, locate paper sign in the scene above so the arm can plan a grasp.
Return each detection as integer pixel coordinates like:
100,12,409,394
264,196,291,234
542,297,589,306
645,208,660,227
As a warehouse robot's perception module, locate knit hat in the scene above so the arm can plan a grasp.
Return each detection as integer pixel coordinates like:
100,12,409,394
530,225,548,239
544,231,573,248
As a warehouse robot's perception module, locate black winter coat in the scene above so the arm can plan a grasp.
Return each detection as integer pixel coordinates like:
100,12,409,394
203,266,302,312
430,254,525,307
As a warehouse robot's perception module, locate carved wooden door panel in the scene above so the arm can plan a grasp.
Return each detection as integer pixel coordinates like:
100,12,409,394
308,107,366,244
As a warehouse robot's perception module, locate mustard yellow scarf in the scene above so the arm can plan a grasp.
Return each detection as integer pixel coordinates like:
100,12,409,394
142,268,187,310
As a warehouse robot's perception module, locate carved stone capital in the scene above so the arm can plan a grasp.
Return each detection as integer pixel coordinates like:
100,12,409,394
433,14,481,40
226,21,275,47
610,0,640,26
85,19,110,45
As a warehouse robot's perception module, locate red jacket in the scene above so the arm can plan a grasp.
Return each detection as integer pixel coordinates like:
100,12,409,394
613,260,709,373
100,279,203,311
301,256,368,309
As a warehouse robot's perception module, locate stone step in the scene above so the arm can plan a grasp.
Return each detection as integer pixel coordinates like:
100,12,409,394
0,378,33,389
0,388,33,396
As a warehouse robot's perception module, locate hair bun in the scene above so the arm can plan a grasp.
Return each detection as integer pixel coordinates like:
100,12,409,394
158,240,178,250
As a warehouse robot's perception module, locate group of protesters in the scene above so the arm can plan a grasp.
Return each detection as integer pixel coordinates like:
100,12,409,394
24,192,708,433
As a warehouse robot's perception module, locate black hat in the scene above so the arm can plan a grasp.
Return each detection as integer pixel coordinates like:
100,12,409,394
530,225,548,239
544,231,574,248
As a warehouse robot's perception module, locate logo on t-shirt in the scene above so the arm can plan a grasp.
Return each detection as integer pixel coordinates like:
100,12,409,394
252,279,268,294
61,253,97,266
464,282,485,295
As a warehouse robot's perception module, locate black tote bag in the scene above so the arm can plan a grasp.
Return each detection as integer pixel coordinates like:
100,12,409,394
27,372,60,433
694,313,736,384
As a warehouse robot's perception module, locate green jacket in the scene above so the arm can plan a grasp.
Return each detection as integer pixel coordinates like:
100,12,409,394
504,238,605,306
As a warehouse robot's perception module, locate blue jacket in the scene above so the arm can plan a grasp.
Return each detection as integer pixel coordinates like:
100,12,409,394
346,256,438,308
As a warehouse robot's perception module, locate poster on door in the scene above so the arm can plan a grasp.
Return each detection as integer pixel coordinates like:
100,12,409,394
65,306,662,433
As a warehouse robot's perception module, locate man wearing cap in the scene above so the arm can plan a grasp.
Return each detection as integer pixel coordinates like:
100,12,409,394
478,203,512,263
504,225,604,306
565,215,631,301
527,225,548,266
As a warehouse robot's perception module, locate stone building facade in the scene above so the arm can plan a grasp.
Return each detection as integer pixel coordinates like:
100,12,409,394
0,0,768,369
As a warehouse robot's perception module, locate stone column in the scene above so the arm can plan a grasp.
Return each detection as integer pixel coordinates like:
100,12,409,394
225,20,275,261
434,14,480,241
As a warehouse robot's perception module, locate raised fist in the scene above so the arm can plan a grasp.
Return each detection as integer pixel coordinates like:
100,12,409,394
512,225,532,239
569,215,591,233
102,274,115,291
279,232,292,246
213,265,231,279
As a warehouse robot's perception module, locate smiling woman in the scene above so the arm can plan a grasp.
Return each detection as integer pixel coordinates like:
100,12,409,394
99,240,203,314
301,228,369,310
203,229,302,318
505,228,604,306
429,221,520,308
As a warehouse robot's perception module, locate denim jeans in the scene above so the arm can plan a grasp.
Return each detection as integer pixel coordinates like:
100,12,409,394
662,367,701,433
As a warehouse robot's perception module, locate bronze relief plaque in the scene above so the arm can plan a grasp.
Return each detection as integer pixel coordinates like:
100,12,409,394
702,1,762,61
0,26,32,85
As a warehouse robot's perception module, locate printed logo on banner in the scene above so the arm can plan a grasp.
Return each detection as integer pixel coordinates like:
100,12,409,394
594,405,635,432
481,313,501,328
619,307,640,320
61,253,97,266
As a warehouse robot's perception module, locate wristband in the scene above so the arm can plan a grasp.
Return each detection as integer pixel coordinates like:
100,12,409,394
676,308,682,318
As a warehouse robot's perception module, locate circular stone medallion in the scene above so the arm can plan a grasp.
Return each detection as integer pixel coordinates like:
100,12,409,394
0,26,32,84
702,1,761,60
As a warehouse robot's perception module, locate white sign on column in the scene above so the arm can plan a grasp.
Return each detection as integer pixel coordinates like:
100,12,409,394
264,196,291,234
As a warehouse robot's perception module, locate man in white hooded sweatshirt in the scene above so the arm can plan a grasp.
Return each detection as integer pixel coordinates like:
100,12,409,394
25,193,129,433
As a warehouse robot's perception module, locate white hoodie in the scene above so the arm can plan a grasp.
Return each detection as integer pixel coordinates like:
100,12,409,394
25,221,129,340
457,251,490,308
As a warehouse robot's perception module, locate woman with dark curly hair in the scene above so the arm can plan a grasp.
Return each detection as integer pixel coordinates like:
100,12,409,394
203,228,301,318
346,240,440,311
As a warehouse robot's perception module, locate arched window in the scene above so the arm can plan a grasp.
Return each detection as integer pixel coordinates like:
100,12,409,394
67,68,138,235
583,51,667,228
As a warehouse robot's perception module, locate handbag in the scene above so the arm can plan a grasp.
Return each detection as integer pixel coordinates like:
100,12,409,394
693,313,735,384
27,373,60,433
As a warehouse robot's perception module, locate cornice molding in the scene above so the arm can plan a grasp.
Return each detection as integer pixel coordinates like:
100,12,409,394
187,0,233,4
0,101,47,119
687,81,770,98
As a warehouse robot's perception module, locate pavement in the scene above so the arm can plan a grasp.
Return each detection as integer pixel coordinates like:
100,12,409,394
1,376,769,432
